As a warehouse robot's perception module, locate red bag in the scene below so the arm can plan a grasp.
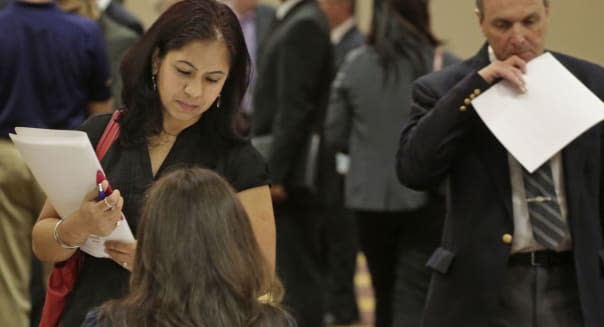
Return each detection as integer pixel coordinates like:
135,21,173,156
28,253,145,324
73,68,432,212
39,111,122,327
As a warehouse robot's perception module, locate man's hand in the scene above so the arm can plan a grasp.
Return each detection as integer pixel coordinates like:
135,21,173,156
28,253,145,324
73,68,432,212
270,184,288,203
478,55,528,93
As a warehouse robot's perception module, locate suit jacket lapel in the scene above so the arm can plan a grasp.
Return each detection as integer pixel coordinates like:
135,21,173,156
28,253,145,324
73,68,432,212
257,0,310,66
258,1,305,58
254,6,275,47
476,126,513,218
270,0,309,31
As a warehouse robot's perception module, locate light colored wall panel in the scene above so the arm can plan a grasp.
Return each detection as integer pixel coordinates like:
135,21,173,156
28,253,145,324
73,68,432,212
122,0,157,29
124,0,604,66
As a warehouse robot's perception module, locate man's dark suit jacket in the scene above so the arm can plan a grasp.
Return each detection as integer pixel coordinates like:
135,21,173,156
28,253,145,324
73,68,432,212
334,24,364,69
397,44,604,327
253,0,333,190
98,14,138,109
254,4,275,47
105,0,143,35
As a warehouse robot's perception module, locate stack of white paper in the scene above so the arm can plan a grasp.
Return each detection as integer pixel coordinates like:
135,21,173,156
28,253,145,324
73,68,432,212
9,127,135,258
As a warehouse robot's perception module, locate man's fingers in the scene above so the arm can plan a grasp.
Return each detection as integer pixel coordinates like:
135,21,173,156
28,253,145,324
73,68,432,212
507,55,528,73
509,68,527,92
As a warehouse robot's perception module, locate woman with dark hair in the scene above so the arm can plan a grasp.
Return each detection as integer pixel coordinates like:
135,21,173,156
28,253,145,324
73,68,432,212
82,167,294,327
324,0,458,326
32,1,276,325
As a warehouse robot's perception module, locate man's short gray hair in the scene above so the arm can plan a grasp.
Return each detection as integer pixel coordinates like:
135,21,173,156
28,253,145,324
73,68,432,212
476,0,550,19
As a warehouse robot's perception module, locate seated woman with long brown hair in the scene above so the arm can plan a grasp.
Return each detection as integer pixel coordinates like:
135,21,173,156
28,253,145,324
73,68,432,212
83,167,294,327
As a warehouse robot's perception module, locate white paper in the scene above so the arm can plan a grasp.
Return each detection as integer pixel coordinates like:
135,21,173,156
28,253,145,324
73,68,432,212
9,128,135,258
472,52,604,172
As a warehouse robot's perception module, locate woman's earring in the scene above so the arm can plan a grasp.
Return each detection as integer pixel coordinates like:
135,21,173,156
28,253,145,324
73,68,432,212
216,94,221,109
152,74,157,91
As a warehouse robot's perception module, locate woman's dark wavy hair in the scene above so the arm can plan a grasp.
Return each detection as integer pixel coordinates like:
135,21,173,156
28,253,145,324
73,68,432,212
118,0,250,147
368,0,441,82
99,167,294,327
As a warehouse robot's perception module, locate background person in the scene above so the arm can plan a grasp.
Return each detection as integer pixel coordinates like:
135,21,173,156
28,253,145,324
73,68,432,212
226,0,276,137
0,1,112,325
325,0,456,325
31,1,275,325
252,0,334,325
98,0,143,36
58,0,139,109
318,0,364,324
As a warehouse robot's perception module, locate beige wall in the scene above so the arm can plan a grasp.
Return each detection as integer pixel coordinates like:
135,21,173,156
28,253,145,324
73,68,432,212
124,0,604,66
122,0,157,28
431,0,604,65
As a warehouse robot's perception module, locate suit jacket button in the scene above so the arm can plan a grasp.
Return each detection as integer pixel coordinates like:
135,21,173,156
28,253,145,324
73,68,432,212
459,105,467,112
502,233,513,244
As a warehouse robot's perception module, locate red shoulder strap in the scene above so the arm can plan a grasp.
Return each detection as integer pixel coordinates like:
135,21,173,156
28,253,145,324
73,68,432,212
95,110,122,160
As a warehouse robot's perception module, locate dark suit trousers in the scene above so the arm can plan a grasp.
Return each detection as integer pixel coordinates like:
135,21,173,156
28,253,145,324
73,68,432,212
276,200,325,327
322,171,359,323
490,261,583,327
323,205,359,322
356,202,443,327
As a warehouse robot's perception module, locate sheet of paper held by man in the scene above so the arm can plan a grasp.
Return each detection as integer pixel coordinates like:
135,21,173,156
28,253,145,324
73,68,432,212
472,52,604,173
9,127,135,258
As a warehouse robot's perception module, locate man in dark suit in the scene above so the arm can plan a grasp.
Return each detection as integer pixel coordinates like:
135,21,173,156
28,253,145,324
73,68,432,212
397,0,604,326
319,0,364,67
253,0,333,326
227,0,275,136
318,0,363,324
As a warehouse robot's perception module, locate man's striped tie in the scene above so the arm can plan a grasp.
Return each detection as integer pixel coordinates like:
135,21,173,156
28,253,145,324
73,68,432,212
522,163,569,249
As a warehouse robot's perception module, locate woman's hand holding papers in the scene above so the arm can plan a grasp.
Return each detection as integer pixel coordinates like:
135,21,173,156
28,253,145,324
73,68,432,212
75,180,124,237
105,240,137,272
33,181,125,262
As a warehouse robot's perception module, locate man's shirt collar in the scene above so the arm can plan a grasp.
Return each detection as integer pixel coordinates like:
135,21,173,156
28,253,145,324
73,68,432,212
276,0,303,20
331,18,355,45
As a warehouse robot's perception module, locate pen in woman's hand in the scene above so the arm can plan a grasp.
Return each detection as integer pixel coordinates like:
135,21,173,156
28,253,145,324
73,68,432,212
96,170,113,197
97,183,105,201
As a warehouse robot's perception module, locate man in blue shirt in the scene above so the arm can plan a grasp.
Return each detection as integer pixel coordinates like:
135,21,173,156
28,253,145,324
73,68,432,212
0,1,112,325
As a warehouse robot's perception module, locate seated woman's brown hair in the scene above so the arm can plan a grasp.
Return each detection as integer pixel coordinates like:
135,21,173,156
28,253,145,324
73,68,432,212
96,167,293,327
